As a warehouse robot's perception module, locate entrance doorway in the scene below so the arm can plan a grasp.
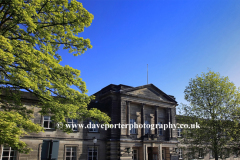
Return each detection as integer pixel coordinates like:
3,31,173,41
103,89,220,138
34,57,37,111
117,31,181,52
147,147,158,160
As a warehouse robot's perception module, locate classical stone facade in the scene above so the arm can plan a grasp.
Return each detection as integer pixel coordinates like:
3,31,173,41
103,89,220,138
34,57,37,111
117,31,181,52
0,84,179,160
90,84,179,160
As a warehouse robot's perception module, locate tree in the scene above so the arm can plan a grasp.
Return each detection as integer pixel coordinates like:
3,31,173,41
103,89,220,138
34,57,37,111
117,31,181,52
179,71,240,160
0,0,110,153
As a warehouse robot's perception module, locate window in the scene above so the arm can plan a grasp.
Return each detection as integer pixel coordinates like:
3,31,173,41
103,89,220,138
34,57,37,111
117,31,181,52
67,119,78,131
179,148,182,159
130,119,137,134
145,120,150,134
234,153,238,158
188,149,194,159
88,146,98,160
177,129,182,137
132,149,138,160
65,146,76,160
209,150,215,159
89,120,99,132
43,116,54,129
1,146,16,160
198,149,204,159
162,149,165,160
41,140,59,160
234,148,239,158
224,148,230,158
158,122,163,135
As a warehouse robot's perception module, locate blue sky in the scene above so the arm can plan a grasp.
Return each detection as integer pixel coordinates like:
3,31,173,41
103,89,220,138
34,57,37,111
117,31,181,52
59,0,240,113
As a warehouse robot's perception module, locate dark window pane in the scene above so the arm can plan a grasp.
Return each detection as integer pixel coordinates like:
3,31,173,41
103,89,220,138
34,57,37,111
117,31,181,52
49,122,54,128
72,147,76,152
66,157,70,160
44,121,48,128
67,118,71,122
2,151,9,156
72,152,76,156
66,152,71,156
10,151,15,156
2,158,8,160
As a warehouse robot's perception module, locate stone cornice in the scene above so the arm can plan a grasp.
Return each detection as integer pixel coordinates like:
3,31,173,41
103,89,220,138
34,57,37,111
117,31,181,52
121,93,177,107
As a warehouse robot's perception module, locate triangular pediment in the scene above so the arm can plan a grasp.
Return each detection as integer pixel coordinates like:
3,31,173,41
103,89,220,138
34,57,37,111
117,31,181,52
121,84,176,103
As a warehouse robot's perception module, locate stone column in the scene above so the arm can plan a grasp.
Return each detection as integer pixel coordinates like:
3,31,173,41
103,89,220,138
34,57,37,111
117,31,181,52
144,144,148,160
168,108,172,139
159,144,162,160
166,108,172,140
155,106,158,135
126,101,131,136
141,103,145,136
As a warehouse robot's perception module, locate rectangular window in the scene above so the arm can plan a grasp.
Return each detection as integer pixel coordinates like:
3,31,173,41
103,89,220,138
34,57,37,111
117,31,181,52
199,148,204,159
188,149,194,159
162,149,165,160
179,148,182,159
41,140,59,160
67,119,78,131
1,146,16,160
177,129,182,137
209,150,215,159
88,147,98,160
145,120,150,134
234,149,239,158
65,146,76,160
89,120,99,132
234,152,238,158
130,119,137,134
225,148,230,158
132,149,138,160
43,116,54,129
158,122,163,135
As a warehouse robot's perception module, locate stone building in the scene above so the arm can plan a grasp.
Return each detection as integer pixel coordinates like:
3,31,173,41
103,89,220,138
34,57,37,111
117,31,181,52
0,84,179,160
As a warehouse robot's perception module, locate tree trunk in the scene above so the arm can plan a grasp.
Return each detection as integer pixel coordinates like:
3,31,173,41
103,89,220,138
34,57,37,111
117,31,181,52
215,152,218,160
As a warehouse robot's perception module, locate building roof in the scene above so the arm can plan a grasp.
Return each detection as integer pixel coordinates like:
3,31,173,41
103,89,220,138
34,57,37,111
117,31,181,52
93,83,177,104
